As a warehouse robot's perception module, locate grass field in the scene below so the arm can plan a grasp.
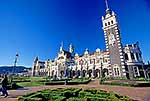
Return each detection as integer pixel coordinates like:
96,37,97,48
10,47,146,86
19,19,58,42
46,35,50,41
16,77,91,87
17,81,45,87
16,77,46,87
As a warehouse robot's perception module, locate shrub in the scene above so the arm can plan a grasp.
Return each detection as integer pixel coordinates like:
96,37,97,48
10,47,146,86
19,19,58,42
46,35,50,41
50,96,66,101
100,80,150,87
86,97,107,101
18,96,43,101
29,93,47,100
133,82,150,87
78,91,93,98
41,93,51,99
44,81,64,85
55,96,66,101
84,89,97,94
44,78,91,85
51,96,59,100
100,81,131,87
73,88,82,96
63,90,75,98
18,88,131,101
120,96,132,101
67,97,87,101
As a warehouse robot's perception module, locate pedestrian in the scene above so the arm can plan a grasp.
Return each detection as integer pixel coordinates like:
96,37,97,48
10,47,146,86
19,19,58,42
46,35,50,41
1,74,8,97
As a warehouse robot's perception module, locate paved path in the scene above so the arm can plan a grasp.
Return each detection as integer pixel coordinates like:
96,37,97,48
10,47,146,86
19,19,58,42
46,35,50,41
0,80,150,101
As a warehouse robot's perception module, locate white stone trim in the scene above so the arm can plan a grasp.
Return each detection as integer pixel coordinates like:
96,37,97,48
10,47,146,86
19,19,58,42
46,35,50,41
120,55,124,58
121,62,125,65
116,35,120,38
120,53,123,55
118,46,122,49
119,49,122,52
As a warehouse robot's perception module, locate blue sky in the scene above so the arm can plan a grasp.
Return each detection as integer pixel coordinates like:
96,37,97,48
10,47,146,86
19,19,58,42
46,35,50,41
0,0,150,67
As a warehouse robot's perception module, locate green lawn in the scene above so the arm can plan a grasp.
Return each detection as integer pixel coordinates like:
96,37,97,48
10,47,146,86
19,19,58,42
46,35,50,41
16,77,91,87
16,77,47,87
14,77,46,81
17,81,45,87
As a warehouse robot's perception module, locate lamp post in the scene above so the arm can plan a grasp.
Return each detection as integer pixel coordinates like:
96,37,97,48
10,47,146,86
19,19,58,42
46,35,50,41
10,53,19,84
13,54,19,74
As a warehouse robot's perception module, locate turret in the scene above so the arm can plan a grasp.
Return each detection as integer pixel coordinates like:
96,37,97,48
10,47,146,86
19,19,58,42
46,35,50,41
84,48,89,55
69,44,74,53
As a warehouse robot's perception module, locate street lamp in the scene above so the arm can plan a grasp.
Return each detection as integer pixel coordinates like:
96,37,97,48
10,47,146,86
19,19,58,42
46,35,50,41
13,53,19,75
11,53,19,83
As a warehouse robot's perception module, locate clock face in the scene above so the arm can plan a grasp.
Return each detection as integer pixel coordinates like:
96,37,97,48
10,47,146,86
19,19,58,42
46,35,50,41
108,33,115,46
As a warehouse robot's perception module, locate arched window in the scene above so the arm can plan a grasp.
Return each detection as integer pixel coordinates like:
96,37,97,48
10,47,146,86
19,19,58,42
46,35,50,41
111,20,113,24
125,53,128,60
117,68,120,75
93,59,95,64
79,59,84,65
114,68,117,75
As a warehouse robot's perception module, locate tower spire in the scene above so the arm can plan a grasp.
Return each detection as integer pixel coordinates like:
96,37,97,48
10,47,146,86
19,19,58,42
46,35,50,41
105,0,111,14
60,41,63,51
105,0,109,10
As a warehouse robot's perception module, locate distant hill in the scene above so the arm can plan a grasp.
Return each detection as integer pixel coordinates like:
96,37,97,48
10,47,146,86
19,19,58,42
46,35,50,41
0,66,31,74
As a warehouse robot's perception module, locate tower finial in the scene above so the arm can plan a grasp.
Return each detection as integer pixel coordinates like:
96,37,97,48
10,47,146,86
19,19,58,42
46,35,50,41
69,43,74,53
60,41,63,51
105,0,111,14
105,0,109,10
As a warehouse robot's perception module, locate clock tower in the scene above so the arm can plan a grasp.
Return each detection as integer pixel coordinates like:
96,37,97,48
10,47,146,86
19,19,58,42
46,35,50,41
102,0,126,77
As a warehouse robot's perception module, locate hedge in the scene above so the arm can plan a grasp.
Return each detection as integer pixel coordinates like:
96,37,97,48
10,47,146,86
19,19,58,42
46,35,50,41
18,97,43,101
67,97,87,101
100,81,150,87
100,82,131,87
18,88,132,101
45,79,91,85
